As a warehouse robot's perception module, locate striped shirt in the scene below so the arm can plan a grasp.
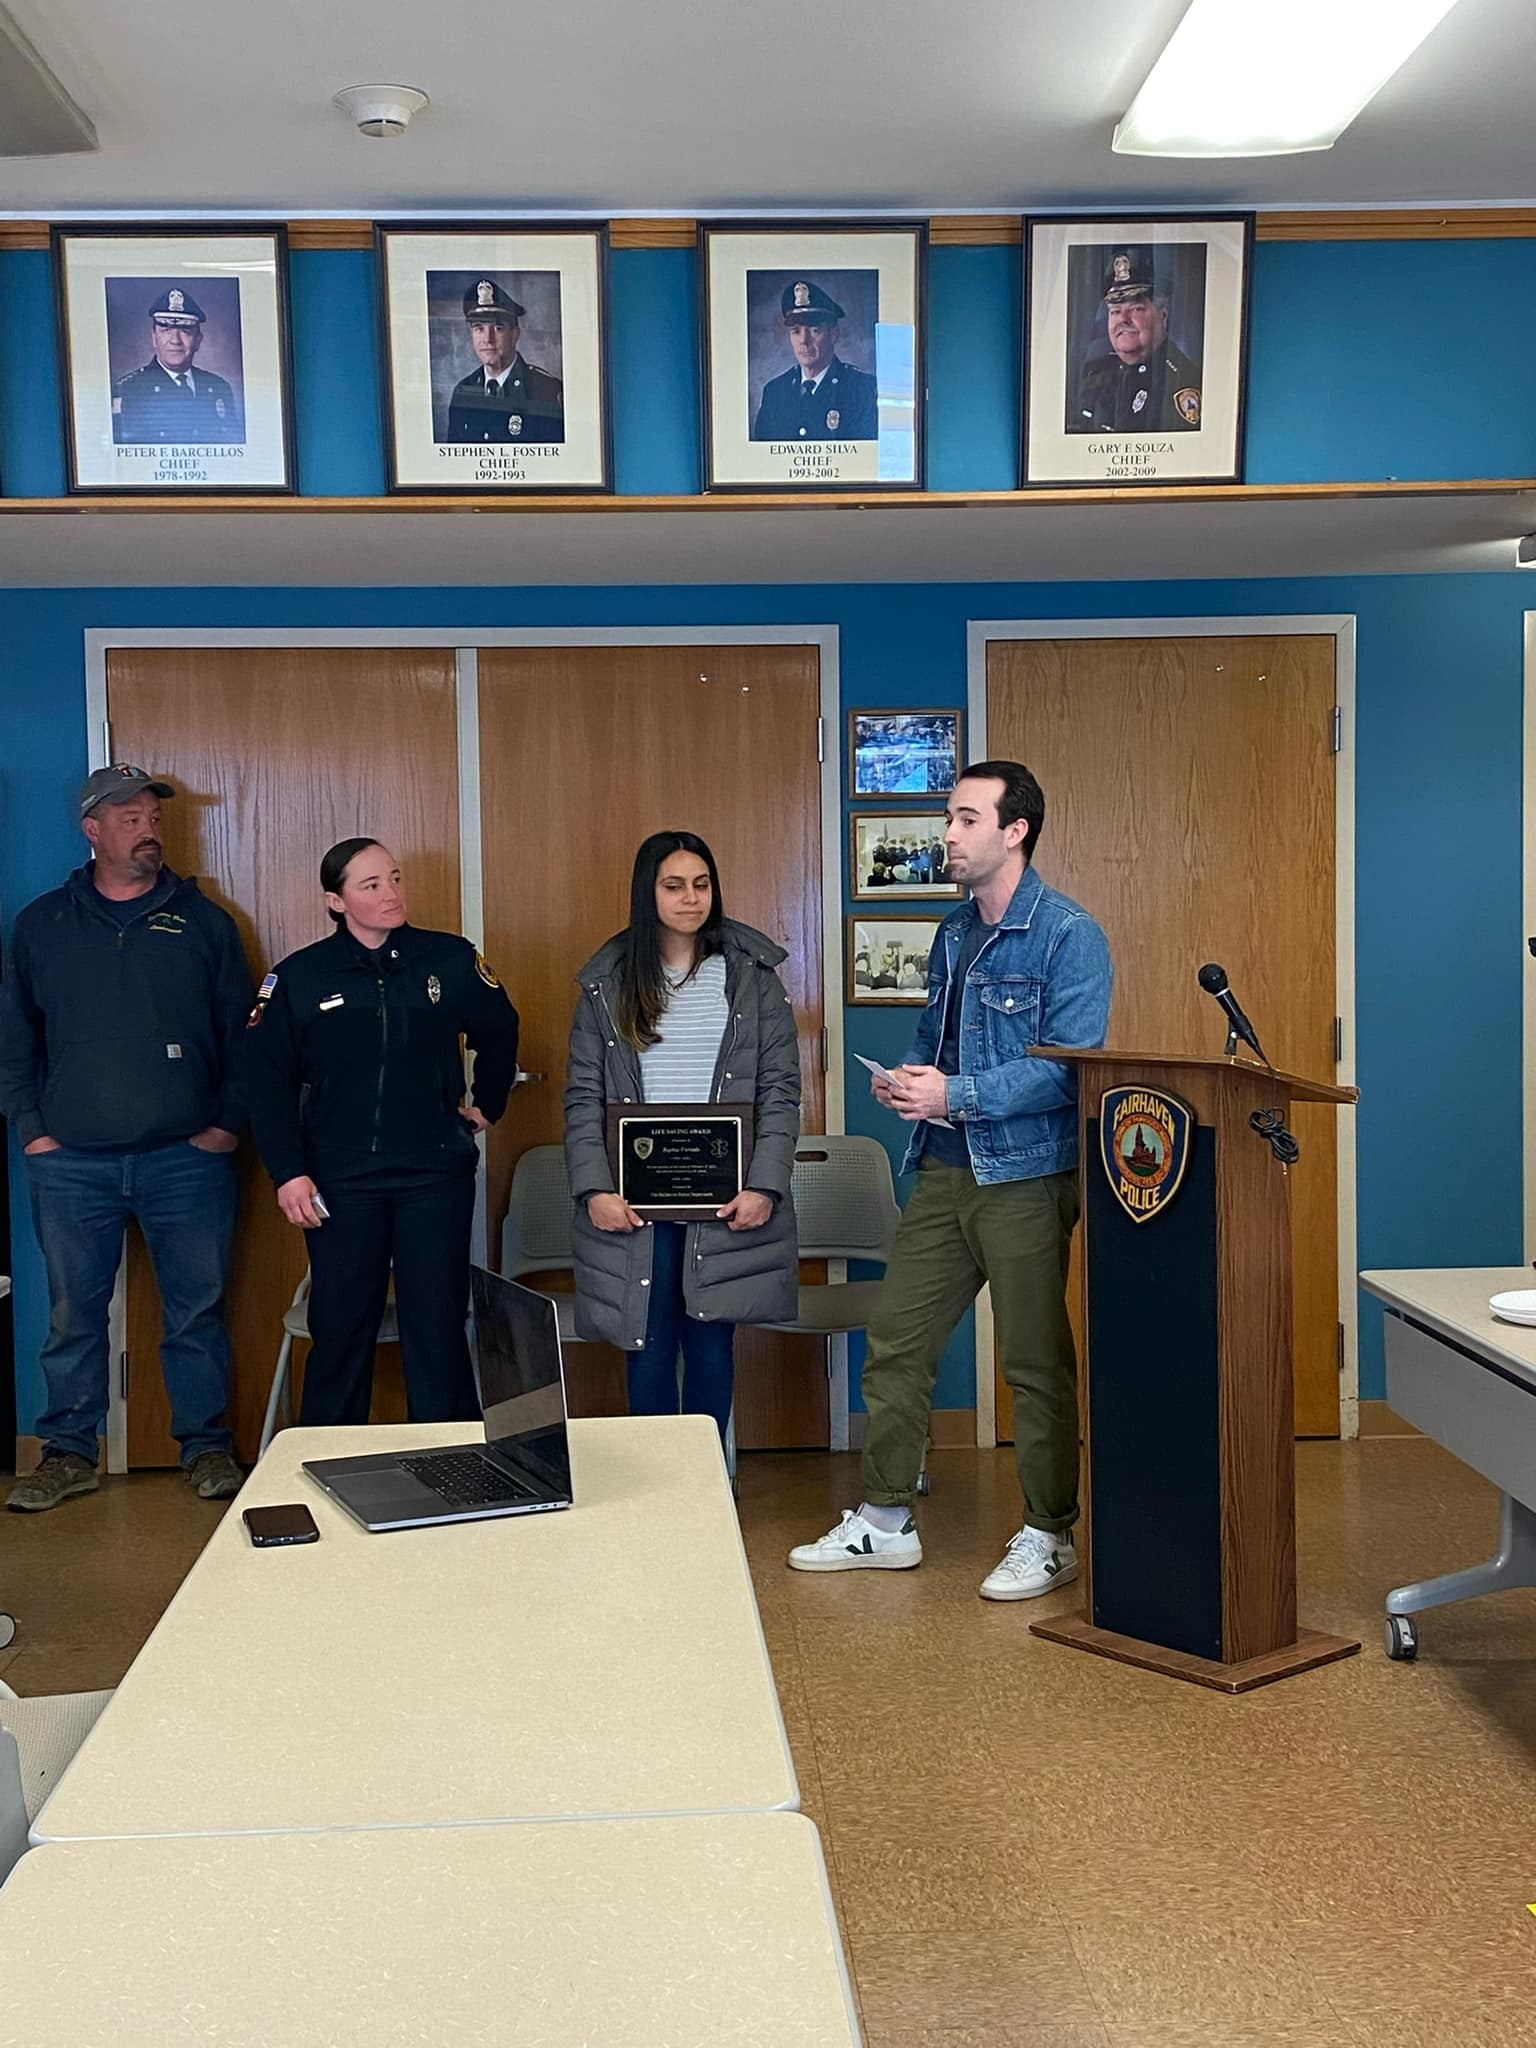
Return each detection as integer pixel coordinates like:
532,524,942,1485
639,953,729,1103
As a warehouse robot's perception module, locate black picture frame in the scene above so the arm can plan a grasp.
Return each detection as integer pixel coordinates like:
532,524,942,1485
1021,212,1255,490
700,219,928,494
375,221,613,495
53,223,296,496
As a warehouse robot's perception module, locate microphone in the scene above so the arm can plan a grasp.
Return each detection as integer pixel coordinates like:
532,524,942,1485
1197,962,1269,1065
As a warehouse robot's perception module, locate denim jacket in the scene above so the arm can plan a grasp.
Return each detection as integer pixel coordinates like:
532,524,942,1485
901,865,1113,1185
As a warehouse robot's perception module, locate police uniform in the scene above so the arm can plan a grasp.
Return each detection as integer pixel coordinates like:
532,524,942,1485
751,280,879,442
112,288,241,446
446,278,564,444
243,922,520,1426
1070,249,1202,435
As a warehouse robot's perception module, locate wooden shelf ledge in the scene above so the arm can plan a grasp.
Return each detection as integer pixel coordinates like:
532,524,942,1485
0,478,1530,517
4,209,1536,254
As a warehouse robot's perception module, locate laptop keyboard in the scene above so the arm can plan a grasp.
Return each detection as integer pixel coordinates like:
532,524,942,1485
398,1451,530,1508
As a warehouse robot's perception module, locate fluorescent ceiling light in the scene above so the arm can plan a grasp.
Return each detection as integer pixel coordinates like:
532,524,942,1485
1113,0,1463,158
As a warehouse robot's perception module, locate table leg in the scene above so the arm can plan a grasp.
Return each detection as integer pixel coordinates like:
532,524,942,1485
1384,1490,1536,1657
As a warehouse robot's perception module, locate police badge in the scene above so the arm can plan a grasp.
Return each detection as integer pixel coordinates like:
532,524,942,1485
426,974,441,1004
633,1136,653,1161
1100,1086,1194,1225
826,409,840,431
507,414,523,437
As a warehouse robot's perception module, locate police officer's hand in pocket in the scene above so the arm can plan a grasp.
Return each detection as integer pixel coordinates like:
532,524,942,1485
277,1175,326,1229
587,1192,647,1233
716,1190,774,1232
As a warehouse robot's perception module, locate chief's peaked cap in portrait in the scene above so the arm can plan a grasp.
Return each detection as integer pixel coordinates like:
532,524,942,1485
463,278,525,323
780,278,845,323
148,286,205,327
1100,247,1165,305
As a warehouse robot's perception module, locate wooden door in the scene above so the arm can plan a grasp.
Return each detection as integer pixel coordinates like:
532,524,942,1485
108,648,463,1465
477,644,829,1449
986,634,1340,1438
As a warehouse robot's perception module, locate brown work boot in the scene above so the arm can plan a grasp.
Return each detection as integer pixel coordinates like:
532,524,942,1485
186,1449,243,1501
6,1452,100,1513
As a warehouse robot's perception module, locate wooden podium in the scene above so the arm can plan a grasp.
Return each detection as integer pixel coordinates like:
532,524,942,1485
1029,1048,1361,1693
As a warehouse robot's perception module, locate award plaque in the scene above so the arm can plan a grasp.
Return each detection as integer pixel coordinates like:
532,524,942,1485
604,1104,755,1221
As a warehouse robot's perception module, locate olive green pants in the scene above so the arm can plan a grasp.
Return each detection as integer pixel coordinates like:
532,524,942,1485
860,1161,1081,1532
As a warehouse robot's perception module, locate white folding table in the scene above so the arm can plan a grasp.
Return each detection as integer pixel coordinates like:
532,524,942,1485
0,1812,860,2046
1360,1266,1536,1659
35,1414,797,1841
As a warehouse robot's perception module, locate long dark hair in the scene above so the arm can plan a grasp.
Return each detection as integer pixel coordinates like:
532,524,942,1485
320,837,385,926
613,831,725,1049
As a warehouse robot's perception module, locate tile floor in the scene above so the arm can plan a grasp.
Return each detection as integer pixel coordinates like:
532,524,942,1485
4,1433,1535,2044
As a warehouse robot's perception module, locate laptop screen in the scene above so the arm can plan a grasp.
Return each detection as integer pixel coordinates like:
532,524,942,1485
469,1267,573,1498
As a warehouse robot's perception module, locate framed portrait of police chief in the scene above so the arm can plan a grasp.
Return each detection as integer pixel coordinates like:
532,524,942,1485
1022,213,1253,488
377,223,611,493
53,225,295,494
701,221,926,492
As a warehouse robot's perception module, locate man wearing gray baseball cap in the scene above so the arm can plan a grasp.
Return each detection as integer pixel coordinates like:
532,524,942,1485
0,765,254,1510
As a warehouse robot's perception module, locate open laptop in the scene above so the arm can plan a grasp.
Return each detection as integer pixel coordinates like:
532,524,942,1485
303,1268,574,1533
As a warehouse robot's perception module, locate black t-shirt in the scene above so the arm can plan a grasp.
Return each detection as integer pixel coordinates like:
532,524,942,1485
92,875,172,925
923,917,993,1169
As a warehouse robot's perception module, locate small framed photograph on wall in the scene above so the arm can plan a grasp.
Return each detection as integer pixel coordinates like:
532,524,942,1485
701,221,926,492
54,225,295,493
848,914,943,1005
849,709,963,799
1023,213,1253,488
377,223,611,492
850,812,959,900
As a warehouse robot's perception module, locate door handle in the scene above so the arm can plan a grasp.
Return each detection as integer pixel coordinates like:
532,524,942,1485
514,1070,544,1086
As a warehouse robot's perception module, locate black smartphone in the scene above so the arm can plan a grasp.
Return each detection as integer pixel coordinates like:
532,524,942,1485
243,1503,320,1547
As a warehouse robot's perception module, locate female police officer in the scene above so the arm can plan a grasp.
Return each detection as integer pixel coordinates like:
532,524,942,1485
243,838,519,1426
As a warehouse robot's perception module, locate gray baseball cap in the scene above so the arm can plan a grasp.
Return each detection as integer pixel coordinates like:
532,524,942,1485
80,764,175,818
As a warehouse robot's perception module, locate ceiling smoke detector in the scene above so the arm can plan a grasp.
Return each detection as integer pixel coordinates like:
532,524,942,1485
332,84,429,139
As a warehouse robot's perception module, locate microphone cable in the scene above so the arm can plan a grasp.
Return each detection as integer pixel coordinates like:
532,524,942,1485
1250,1102,1301,1167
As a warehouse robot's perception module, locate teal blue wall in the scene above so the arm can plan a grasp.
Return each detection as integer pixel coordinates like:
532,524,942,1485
1,572,1529,1430
0,233,1530,1433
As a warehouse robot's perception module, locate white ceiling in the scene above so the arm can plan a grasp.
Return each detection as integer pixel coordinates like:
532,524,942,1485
1,0,1531,216
0,490,1529,586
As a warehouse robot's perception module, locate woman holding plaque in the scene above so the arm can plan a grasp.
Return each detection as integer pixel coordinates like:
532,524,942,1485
564,831,801,1443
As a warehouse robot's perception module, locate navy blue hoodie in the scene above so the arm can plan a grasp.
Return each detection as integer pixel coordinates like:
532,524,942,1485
0,864,254,1150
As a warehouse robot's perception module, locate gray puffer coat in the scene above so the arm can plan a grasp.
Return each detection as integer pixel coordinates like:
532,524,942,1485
563,920,802,1349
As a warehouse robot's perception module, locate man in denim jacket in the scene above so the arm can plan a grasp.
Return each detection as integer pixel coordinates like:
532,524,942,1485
791,760,1112,1598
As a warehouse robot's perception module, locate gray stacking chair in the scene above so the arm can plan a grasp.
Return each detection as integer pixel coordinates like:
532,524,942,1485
0,1679,114,1882
757,1135,929,1491
503,1145,740,1483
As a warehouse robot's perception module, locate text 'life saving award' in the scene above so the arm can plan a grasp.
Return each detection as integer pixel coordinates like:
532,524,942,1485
605,1104,755,1221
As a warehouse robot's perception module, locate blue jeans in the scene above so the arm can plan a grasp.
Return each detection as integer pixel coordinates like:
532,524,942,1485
627,1222,736,1445
26,1140,238,1466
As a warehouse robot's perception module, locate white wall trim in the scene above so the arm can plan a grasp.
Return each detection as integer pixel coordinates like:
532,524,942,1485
1523,613,1536,1260
86,622,847,1455
967,613,1360,1444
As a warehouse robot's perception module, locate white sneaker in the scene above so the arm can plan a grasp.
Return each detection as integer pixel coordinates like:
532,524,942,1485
979,1525,1078,1601
788,1508,923,1573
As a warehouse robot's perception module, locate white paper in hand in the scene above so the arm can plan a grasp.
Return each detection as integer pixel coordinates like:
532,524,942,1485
855,1054,956,1129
